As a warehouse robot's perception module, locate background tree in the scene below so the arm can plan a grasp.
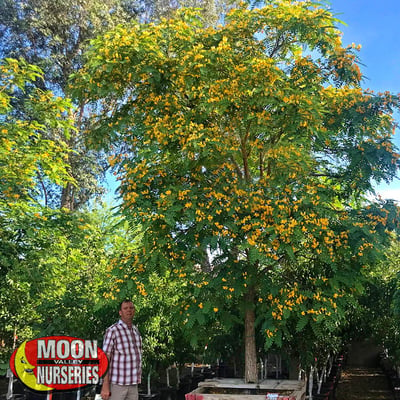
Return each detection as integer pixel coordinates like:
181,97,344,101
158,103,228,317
143,0,237,24
0,58,74,358
348,239,400,372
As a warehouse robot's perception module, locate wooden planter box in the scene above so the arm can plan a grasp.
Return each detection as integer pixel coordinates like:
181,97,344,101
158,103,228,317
185,378,306,400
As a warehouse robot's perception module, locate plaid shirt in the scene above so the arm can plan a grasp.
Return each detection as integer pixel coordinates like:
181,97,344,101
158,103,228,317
103,320,142,385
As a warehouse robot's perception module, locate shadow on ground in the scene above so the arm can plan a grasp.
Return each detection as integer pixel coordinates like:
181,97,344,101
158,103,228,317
336,367,394,400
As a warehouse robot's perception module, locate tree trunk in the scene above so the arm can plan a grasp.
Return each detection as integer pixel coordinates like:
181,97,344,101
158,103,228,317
61,182,75,210
244,288,258,383
289,355,300,380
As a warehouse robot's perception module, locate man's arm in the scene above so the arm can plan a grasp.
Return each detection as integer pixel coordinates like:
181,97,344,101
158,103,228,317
101,352,112,400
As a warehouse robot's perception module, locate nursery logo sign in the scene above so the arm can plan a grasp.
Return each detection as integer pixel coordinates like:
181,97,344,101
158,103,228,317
10,336,108,392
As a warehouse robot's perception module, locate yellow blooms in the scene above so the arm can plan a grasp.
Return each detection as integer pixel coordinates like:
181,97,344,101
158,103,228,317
247,237,256,246
266,330,274,338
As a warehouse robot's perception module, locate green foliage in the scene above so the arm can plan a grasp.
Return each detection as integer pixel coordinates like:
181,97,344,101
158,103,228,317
0,58,75,203
0,202,136,366
350,239,400,367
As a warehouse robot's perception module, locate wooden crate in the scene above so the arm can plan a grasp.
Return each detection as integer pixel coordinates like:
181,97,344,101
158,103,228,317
185,378,306,400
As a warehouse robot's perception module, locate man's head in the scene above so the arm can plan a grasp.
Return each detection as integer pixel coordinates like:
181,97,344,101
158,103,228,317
119,299,135,325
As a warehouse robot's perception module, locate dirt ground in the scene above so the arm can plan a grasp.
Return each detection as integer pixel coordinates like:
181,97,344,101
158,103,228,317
336,367,394,400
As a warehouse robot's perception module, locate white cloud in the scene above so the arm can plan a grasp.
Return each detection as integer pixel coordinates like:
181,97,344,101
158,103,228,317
374,188,400,203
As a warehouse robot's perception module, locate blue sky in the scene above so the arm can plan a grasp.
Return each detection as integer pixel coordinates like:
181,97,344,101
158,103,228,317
330,0,400,200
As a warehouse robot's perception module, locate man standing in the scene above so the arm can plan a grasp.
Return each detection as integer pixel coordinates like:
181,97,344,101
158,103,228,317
101,300,142,400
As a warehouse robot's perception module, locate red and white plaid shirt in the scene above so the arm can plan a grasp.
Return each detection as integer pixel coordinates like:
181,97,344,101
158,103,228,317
103,320,142,385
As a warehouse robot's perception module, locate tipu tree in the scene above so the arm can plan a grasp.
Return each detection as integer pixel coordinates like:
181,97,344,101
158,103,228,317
74,1,400,382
